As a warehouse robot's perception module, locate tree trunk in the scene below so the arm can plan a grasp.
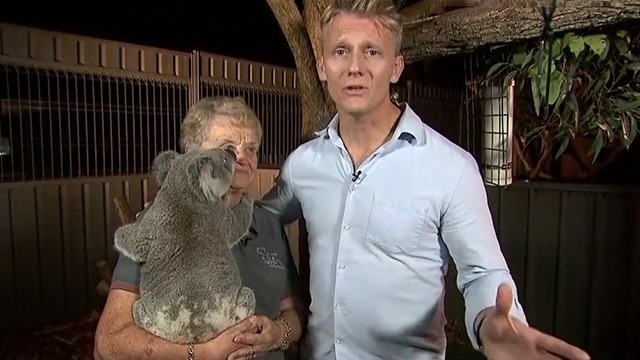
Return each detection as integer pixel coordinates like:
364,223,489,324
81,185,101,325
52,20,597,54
401,0,640,62
266,0,334,140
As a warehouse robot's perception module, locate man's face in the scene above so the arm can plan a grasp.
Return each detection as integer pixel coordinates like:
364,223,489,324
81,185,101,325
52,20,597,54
200,117,259,192
317,13,404,117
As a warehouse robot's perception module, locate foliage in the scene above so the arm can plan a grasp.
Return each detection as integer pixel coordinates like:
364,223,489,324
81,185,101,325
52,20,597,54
485,27,640,168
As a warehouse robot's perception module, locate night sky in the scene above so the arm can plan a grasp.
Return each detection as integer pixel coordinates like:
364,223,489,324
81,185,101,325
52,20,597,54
1,1,299,68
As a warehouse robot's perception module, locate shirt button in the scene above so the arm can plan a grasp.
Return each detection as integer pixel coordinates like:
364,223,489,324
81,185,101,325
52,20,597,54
335,339,344,344
338,264,345,269
344,225,350,231
349,185,355,192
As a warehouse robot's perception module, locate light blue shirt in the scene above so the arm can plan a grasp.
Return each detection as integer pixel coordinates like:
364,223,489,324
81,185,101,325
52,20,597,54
259,103,527,360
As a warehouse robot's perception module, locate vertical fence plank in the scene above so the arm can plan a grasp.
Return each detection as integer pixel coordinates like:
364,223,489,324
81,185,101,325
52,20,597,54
554,191,594,350
10,186,41,330
485,184,501,231
497,186,529,302
60,183,87,317
0,188,16,334
525,189,560,334
35,184,65,324
589,193,635,360
84,182,106,311
626,197,640,359
104,180,125,269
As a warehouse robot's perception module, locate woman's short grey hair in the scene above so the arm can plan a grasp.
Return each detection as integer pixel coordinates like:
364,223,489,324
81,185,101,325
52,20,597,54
180,96,263,153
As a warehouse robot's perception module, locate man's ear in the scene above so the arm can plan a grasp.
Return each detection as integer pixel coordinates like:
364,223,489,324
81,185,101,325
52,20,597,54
390,53,405,84
317,58,327,81
151,150,179,186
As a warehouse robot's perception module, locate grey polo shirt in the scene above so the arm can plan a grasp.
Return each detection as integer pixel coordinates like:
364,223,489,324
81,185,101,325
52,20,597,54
110,203,299,360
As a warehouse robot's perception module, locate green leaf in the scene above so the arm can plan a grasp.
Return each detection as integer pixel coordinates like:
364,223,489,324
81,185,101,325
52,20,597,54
590,131,605,162
613,36,629,54
525,125,545,139
486,62,508,80
616,98,640,111
628,118,638,148
520,50,534,69
512,47,528,65
583,34,608,58
628,62,640,75
555,136,570,160
531,77,541,116
567,36,585,57
551,38,563,59
539,69,565,105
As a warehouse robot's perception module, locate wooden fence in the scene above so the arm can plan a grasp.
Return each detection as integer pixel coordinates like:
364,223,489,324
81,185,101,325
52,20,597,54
444,181,640,360
0,168,286,335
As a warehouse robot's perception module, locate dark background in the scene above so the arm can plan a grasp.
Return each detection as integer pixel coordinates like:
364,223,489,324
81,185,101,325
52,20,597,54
0,0,299,68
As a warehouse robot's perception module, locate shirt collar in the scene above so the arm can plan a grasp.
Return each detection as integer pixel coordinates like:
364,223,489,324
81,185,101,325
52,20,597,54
314,102,426,146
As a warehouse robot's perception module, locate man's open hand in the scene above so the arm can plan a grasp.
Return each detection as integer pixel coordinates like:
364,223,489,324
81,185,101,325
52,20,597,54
479,283,591,360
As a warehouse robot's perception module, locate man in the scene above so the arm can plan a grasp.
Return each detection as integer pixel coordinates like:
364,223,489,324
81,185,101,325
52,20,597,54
259,1,591,359
94,96,305,360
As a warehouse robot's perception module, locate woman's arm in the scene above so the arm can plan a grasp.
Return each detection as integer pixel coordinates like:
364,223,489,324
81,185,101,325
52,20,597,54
94,289,256,360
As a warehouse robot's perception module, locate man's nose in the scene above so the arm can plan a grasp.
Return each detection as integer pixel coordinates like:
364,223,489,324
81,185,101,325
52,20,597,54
349,53,363,74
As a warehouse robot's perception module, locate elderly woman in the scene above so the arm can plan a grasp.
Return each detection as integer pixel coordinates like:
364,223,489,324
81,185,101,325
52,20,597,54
94,96,304,360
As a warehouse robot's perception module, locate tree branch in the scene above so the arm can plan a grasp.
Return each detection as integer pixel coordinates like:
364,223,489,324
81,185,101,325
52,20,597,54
266,0,333,140
401,0,640,62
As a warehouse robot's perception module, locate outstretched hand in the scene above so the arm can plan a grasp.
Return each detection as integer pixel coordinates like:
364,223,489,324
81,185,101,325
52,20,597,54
479,283,591,360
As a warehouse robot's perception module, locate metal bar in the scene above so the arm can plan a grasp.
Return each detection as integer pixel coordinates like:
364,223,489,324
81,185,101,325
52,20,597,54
16,66,25,181
123,78,129,175
90,75,97,177
131,79,143,174
82,73,89,178
145,80,151,173
73,73,80,178
161,81,167,152
48,69,56,179
26,67,35,181
108,76,114,176
99,75,106,177
152,81,157,161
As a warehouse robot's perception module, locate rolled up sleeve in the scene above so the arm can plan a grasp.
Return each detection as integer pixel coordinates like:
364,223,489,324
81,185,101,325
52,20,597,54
259,155,302,225
440,156,527,350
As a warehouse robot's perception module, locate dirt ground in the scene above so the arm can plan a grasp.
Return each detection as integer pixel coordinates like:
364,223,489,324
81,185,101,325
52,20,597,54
0,311,99,360
0,313,477,360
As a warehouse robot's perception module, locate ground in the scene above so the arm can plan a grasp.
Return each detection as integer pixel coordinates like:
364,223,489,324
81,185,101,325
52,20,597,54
0,312,98,360
0,314,482,359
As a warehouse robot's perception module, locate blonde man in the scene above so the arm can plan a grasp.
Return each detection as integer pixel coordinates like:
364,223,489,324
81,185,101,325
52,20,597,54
94,96,305,360
260,1,590,360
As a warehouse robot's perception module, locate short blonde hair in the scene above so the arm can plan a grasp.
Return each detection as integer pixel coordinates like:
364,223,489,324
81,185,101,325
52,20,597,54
180,96,263,153
320,0,402,54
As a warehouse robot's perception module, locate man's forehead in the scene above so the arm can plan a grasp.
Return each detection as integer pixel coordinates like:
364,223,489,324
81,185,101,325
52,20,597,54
323,14,394,46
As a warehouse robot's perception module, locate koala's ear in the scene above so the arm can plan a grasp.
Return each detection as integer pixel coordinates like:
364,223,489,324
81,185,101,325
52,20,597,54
152,150,179,186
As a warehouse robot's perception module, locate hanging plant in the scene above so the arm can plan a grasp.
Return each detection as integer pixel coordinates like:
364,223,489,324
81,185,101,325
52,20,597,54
484,26,640,180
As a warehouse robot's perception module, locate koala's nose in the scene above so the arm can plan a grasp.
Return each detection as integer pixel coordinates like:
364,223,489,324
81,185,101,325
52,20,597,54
223,147,237,161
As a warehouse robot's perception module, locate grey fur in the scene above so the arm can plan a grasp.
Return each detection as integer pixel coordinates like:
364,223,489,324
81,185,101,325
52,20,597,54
113,148,255,344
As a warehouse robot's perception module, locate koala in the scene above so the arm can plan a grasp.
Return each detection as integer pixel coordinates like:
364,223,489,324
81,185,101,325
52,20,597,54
113,148,256,344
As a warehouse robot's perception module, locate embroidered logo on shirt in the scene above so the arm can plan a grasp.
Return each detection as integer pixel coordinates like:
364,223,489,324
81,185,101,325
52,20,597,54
256,247,285,270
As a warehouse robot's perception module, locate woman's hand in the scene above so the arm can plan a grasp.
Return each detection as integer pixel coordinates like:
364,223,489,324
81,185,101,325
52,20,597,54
197,317,260,360
226,315,285,359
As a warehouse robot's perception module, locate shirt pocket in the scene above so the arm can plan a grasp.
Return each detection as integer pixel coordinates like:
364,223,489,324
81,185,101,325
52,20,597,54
365,193,428,254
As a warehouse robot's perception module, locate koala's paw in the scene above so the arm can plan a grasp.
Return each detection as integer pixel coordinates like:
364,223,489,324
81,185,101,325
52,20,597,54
113,224,143,262
234,286,256,321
